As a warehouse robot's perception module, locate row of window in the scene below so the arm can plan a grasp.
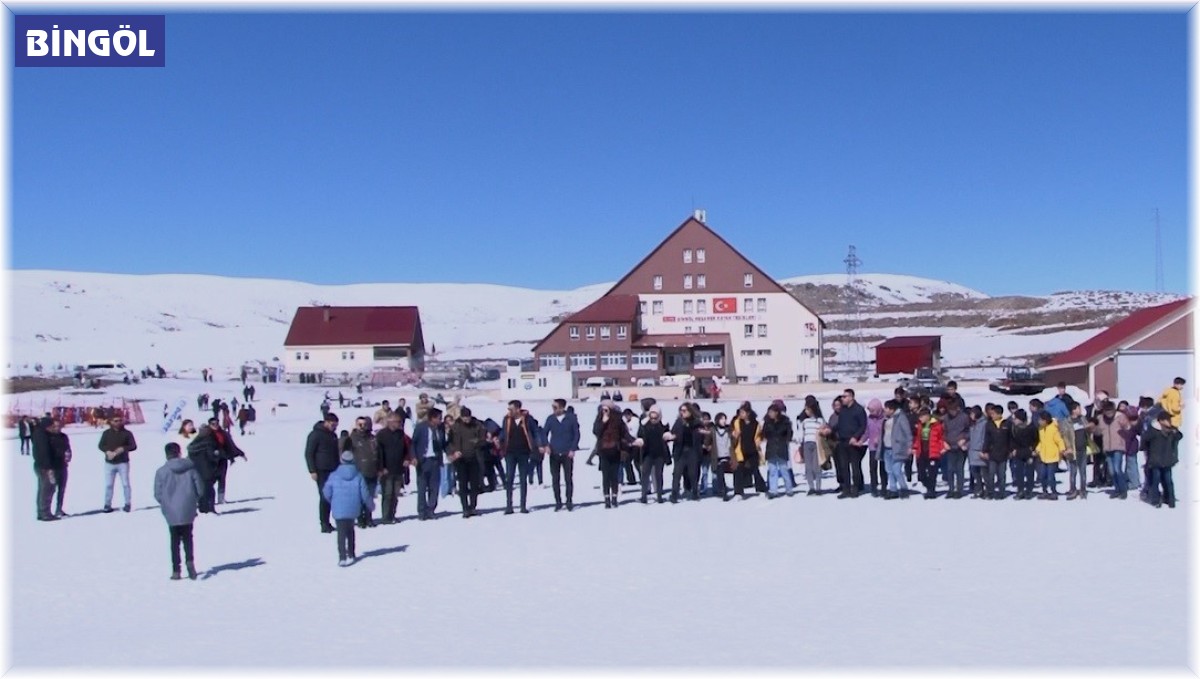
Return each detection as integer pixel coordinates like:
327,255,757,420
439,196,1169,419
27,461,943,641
743,324,768,338
568,325,628,341
639,297,768,317
540,351,660,371
739,349,774,357
293,351,358,361
651,273,754,290
682,248,707,264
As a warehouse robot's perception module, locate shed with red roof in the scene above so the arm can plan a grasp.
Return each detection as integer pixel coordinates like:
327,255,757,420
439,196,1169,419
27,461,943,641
283,306,425,381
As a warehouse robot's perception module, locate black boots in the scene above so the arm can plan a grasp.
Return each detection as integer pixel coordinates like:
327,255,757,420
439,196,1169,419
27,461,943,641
186,562,198,580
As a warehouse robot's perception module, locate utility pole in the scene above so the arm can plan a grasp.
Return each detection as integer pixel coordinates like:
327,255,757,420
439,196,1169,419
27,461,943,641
844,245,865,380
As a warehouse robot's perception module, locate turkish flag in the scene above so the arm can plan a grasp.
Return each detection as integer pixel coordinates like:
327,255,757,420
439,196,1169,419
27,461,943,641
713,297,737,314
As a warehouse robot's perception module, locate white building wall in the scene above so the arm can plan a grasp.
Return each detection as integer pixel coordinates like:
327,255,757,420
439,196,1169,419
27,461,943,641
502,366,577,401
284,345,377,377
636,291,822,383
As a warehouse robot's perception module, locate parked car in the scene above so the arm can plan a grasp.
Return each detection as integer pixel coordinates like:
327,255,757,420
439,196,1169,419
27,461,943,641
583,376,617,388
634,377,657,387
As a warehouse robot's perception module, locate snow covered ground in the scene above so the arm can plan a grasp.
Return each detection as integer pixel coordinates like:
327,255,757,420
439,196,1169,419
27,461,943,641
5,378,1191,669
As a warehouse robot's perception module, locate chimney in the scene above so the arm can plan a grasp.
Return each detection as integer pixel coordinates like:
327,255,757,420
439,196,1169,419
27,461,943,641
693,208,706,223
322,307,330,323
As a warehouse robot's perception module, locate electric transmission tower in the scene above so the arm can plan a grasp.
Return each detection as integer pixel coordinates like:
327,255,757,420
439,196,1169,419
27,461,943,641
844,245,866,380
1154,208,1165,293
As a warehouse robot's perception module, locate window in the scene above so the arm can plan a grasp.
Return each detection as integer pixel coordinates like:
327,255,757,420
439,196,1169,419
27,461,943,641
684,275,693,290
683,249,693,264
349,351,355,360
684,326,692,334
802,348,819,357
653,275,663,291
697,300,707,314
683,300,694,314
373,346,409,360
744,324,754,338
600,326,611,340
632,351,658,369
696,248,706,263
744,273,754,288
758,324,768,338
303,352,309,360
757,298,767,312
697,274,706,289
341,351,348,360
652,301,664,315
757,349,772,356
697,326,706,334
540,353,565,370
761,375,779,384
569,326,580,340
601,352,628,369
507,378,516,389
295,352,301,360
570,353,597,371
694,349,722,368
617,325,627,339
639,301,647,315
586,326,596,340
743,298,753,313
740,349,755,357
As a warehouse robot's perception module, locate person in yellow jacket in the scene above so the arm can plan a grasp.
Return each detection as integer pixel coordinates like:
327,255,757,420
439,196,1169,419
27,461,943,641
728,405,767,498
1036,412,1066,499
1159,377,1186,429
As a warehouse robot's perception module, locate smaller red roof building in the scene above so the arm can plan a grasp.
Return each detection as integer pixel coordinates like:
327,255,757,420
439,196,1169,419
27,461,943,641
875,335,941,375
284,306,425,377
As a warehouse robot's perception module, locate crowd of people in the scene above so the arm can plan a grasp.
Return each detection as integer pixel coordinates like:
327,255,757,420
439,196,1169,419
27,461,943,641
300,378,1185,566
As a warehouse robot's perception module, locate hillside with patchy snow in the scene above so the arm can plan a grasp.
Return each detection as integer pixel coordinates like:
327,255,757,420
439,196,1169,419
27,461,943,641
6,269,1185,377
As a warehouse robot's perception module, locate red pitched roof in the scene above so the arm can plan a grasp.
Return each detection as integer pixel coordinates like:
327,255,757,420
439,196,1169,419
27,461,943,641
284,306,422,347
1043,298,1192,369
564,294,639,323
633,333,731,349
875,335,941,349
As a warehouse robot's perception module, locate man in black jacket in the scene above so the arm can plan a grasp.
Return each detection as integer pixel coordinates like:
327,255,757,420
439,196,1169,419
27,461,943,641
305,412,340,533
375,413,409,524
349,417,381,528
187,422,220,514
48,420,72,517
834,389,868,499
98,414,137,513
32,417,59,521
448,407,486,518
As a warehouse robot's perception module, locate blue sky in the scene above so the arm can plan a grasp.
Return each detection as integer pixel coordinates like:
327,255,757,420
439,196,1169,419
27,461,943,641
11,11,1189,296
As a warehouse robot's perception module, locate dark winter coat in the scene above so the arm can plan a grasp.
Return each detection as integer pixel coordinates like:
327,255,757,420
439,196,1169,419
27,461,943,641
983,418,1014,462
304,422,341,474
48,430,71,470
760,415,793,462
593,415,632,453
1142,425,1182,469
1010,422,1038,461
153,457,205,526
375,426,409,472
449,418,488,461
834,402,867,444
98,427,138,465
349,429,381,479
669,417,702,459
30,417,54,470
322,462,373,520
637,420,670,459
187,428,221,482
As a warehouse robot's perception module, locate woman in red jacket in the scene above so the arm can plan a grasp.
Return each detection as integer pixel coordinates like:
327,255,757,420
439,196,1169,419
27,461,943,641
911,408,944,499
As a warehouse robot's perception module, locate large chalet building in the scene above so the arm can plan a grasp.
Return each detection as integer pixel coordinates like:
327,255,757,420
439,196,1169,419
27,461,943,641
532,213,825,386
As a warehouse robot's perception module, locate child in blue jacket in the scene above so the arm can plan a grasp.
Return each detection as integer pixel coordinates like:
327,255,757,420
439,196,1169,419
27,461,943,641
323,451,374,566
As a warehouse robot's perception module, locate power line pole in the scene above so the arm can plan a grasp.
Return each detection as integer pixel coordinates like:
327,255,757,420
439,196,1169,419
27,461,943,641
1154,208,1165,293
844,245,865,380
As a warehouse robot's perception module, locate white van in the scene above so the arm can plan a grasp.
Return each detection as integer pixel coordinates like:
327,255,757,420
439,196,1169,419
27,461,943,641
583,376,617,388
83,361,131,378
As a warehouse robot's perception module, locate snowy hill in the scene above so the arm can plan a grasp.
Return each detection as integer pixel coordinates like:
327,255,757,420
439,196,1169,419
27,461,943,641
7,269,1185,377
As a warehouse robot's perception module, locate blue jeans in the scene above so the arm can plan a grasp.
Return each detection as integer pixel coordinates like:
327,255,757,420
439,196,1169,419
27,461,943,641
1107,452,1126,494
1068,453,1088,493
415,458,441,516
1147,466,1175,505
1040,462,1058,494
883,448,908,493
439,461,456,498
1012,458,1035,495
699,463,711,493
1125,452,1141,489
103,462,131,508
766,459,794,495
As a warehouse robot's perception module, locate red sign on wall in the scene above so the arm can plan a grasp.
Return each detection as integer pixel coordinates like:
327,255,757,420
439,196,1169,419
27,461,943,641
713,297,737,314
